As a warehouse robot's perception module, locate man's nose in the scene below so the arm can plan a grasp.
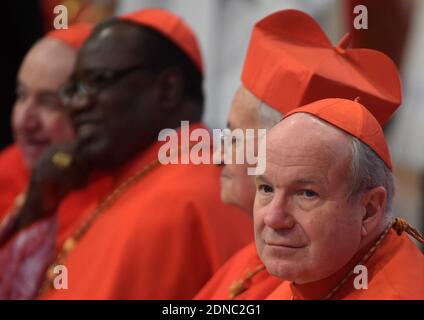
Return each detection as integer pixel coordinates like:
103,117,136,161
19,100,41,132
263,195,295,230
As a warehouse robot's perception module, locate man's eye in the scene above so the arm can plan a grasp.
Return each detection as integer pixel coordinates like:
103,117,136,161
84,72,111,88
38,95,62,110
259,184,273,194
86,74,107,87
299,190,318,198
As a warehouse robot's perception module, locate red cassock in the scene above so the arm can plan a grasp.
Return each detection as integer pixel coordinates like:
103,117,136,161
37,123,253,299
265,230,424,300
0,145,28,222
195,242,281,300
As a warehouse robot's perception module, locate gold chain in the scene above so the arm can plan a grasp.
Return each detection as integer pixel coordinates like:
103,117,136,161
230,218,423,300
320,217,424,300
319,221,393,300
228,264,266,299
37,141,199,296
37,157,161,296
293,218,423,300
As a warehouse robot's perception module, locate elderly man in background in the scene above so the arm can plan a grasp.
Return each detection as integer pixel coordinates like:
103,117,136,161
0,24,92,220
259,98,424,299
196,9,402,300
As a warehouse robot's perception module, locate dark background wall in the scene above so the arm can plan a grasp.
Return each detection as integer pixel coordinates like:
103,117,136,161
0,1,44,150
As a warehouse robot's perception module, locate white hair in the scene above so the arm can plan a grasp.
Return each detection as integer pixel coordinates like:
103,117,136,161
348,137,395,217
258,102,283,129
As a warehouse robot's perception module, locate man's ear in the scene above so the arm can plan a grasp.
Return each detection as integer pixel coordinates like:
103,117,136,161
360,186,387,237
156,67,184,112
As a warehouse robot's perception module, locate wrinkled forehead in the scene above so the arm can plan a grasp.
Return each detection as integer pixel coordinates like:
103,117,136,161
265,113,352,173
77,22,150,70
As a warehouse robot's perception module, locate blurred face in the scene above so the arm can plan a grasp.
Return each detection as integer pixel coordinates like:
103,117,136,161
218,85,262,214
68,23,164,171
12,38,76,169
254,114,365,284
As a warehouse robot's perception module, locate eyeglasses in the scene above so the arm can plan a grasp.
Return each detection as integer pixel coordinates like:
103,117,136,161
60,64,150,105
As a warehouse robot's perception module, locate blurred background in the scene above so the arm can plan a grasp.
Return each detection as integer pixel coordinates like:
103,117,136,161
1,0,423,236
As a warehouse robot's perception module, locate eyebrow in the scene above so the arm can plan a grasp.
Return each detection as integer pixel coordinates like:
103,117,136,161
75,67,109,78
255,175,271,184
255,176,323,187
38,90,61,97
292,178,321,185
16,82,60,96
78,67,105,76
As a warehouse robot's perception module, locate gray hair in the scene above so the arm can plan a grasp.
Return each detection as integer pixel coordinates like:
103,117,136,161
348,137,395,215
258,102,283,129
